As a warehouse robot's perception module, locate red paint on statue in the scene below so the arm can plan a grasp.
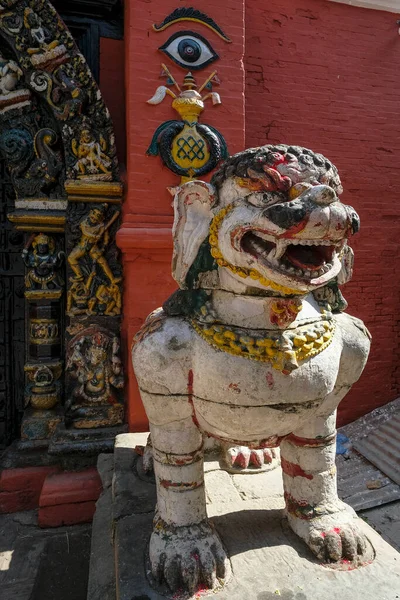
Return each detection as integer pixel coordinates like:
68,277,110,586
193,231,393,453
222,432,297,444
281,457,313,480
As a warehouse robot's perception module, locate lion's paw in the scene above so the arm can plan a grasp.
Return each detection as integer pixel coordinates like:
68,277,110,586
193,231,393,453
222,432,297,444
221,445,279,474
148,519,231,596
288,508,374,568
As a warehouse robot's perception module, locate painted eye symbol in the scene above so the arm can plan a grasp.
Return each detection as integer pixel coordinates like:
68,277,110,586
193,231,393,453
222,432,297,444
159,31,219,70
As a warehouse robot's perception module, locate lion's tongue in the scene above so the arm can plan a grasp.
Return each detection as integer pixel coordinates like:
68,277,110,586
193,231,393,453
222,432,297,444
285,244,335,269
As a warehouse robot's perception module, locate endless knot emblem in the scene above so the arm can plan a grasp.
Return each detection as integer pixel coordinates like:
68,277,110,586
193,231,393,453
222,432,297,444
176,136,205,162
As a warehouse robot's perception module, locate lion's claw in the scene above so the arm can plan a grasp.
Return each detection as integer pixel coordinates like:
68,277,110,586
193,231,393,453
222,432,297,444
288,508,372,567
221,445,279,473
149,519,231,595
309,523,368,563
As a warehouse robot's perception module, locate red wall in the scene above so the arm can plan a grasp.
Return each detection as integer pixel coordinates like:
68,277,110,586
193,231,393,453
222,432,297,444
244,0,400,425
100,38,126,167
119,0,246,430
118,0,400,430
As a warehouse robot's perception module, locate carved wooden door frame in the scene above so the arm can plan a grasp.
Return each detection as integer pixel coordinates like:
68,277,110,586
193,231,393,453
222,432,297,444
0,0,125,459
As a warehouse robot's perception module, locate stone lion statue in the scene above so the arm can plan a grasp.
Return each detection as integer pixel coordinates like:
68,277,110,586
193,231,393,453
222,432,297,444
132,145,371,596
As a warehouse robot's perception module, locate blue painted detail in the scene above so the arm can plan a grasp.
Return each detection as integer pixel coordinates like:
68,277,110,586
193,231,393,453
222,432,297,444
336,432,351,456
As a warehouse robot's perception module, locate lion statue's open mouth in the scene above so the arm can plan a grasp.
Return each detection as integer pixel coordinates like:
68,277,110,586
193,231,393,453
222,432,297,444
240,230,342,283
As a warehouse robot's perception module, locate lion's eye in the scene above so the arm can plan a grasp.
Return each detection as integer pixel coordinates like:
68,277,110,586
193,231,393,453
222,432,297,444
247,192,286,208
159,31,219,70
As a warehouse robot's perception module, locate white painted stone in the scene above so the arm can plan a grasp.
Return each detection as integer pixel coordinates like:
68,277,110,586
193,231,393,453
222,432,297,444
132,145,372,596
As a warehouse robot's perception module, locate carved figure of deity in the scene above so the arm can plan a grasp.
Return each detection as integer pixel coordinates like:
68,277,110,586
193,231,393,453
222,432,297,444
68,205,121,286
23,8,67,67
67,330,123,406
23,233,64,291
87,282,122,316
72,128,112,180
132,145,372,596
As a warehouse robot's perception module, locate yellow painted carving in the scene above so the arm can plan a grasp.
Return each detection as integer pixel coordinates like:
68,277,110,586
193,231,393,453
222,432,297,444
171,123,211,171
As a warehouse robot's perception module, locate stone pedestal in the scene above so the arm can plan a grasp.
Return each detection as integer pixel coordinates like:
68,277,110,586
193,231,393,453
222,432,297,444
88,433,400,600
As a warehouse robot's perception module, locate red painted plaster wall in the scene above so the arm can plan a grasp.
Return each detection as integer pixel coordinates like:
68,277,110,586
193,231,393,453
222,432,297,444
120,0,400,430
119,0,246,430
244,0,400,425
100,37,126,167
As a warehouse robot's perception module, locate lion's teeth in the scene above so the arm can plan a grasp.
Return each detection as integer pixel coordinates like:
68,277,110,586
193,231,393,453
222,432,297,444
274,241,287,260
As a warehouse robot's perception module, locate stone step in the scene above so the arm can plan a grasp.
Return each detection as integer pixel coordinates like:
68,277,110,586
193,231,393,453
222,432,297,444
89,433,400,600
87,454,116,600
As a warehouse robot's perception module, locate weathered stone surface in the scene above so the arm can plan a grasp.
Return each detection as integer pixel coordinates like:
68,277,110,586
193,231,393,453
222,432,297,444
108,434,400,600
112,434,156,521
87,487,116,600
97,454,114,490
132,146,373,594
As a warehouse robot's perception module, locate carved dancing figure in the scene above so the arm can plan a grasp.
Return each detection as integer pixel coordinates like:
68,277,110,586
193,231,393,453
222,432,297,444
72,128,112,177
24,8,60,55
68,205,121,285
87,282,122,315
132,145,372,596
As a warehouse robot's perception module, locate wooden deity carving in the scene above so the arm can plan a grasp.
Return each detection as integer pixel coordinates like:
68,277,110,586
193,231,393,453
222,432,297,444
132,145,372,597
23,233,64,292
67,204,121,316
72,127,112,180
65,327,124,428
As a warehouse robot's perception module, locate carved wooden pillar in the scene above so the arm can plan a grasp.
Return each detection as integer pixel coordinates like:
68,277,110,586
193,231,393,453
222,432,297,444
20,232,65,447
48,181,126,455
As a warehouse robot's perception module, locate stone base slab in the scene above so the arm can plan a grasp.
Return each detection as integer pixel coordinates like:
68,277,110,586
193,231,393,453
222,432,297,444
48,423,128,456
91,433,400,600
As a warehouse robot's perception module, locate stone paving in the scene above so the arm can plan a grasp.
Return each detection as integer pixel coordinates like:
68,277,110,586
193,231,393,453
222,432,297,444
90,433,400,600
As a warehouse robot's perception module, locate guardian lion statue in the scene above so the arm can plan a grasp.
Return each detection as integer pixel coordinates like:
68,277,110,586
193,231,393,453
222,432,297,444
132,145,371,596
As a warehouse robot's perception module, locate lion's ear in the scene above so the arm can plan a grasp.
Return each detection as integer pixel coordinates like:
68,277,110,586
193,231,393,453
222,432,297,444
171,180,217,288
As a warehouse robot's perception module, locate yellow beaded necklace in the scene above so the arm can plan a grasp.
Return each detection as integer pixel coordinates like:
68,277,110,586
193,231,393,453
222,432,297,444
191,316,335,375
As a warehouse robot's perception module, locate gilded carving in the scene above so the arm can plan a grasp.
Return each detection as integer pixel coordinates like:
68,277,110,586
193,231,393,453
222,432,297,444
67,204,121,316
0,0,118,181
0,126,64,199
71,127,112,181
29,318,59,344
23,7,67,68
22,233,64,292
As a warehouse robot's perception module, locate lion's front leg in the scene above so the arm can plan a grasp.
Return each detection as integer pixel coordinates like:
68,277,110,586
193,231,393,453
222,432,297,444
147,408,230,595
281,413,370,565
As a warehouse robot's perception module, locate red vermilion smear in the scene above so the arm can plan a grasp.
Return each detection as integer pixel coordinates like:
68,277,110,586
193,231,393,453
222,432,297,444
187,369,200,428
278,218,309,239
281,457,313,480
266,372,274,388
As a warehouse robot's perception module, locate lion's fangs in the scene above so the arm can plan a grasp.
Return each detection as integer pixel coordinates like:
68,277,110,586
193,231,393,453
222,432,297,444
242,231,338,281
